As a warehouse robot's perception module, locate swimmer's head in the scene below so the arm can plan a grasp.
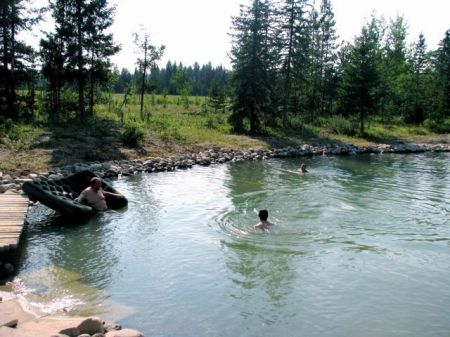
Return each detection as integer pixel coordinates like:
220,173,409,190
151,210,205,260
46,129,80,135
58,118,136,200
258,209,269,221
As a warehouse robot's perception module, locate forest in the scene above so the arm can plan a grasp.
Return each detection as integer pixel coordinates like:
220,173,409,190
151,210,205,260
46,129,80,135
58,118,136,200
1,0,450,139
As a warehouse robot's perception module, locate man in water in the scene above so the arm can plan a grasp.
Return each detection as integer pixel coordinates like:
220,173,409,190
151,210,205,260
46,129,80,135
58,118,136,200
298,164,308,173
76,177,123,211
254,209,275,230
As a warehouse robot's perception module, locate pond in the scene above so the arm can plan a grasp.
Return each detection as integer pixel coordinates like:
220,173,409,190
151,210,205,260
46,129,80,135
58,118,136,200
15,153,450,337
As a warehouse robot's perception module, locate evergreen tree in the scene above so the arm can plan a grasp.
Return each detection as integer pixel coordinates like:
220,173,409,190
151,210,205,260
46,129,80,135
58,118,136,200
277,0,309,127
436,29,450,119
380,15,409,120
85,0,120,115
405,33,429,123
229,0,276,134
208,75,227,113
0,0,40,120
338,17,381,134
41,0,119,119
133,26,165,121
317,0,338,115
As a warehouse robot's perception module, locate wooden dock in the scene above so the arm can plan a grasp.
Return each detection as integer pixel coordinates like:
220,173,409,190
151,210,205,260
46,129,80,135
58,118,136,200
0,193,29,253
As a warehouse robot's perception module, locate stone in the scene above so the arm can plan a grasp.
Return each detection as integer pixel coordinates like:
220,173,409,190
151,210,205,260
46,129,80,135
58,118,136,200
0,184,15,193
1,319,18,328
28,173,38,179
92,333,106,337
77,334,91,337
77,317,104,335
104,323,121,332
105,329,145,337
59,327,80,337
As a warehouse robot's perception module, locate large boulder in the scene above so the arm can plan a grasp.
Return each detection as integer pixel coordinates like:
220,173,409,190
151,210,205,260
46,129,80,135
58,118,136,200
77,317,104,335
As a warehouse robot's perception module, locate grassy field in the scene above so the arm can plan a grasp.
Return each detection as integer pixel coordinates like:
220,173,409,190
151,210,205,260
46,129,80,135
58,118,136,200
0,93,449,175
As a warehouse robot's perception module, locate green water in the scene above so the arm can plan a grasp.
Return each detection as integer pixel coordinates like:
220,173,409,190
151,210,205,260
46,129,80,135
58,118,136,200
17,153,450,337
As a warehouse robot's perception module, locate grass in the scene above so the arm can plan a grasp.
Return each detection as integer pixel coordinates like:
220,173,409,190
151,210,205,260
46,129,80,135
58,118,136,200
0,93,449,175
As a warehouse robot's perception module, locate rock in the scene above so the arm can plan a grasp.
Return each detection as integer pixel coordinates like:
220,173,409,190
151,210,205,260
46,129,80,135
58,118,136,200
77,317,104,335
77,334,91,337
50,334,70,337
0,184,16,193
105,329,145,337
59,327,80,337
0,172,2,180
28,173,38,179
92,333,106,337
104,323,121,332
2,319,18,328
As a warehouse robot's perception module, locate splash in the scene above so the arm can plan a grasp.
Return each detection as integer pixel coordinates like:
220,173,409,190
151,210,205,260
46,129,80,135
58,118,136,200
29,295,85,314
6,277,35,296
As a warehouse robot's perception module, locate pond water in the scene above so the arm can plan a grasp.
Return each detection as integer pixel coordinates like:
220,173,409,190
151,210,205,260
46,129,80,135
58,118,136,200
15,153,450,337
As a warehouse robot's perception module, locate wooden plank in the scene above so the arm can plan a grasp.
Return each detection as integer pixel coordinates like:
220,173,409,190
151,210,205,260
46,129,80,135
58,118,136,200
0,194,28,250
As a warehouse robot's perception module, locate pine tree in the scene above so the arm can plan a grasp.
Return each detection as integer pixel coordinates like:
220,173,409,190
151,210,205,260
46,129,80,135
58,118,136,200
405,33,429,123
208,75,226,113
41,0,119,119
338,17,381,134
277,0,309,127
436,29,450,119
229,0,276,134
133,26,165,121
0,0,40,120
318,0,338,115
380,15,409,120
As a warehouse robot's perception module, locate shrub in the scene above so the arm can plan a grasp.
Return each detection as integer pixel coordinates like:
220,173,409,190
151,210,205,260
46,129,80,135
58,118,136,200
323,115,357,136
423,118,450,133
121,124,144,147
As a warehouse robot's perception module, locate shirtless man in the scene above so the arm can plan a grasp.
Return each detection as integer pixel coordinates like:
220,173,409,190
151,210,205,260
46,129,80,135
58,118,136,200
298,164,308,173
254,209,275,230
76,177,122,211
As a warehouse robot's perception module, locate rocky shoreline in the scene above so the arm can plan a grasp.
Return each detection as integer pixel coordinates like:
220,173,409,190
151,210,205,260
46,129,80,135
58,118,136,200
0,291,144,337
1,142,450,194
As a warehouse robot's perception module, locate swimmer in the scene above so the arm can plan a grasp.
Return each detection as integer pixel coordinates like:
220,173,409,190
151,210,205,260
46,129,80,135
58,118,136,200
254,209,275,230
298,164,308,173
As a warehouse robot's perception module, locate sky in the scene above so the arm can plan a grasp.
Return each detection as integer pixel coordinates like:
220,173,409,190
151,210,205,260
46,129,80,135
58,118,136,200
24,0,450,70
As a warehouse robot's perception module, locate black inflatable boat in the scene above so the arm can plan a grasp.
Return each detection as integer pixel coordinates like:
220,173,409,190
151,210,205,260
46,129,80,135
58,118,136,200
22,170,127,218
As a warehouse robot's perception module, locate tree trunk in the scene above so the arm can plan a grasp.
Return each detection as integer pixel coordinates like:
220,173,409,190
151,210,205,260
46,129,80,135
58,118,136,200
76,1,85,118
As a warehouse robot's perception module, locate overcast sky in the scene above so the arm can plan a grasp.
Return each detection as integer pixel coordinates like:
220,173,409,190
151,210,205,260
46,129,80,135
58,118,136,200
25,0,450,70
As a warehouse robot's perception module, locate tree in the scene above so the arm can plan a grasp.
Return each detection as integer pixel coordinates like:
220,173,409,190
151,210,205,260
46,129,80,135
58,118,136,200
380,15,409,120
229,0,276,134
208,75,227,113
172,68,191,109
0,0,40,120
85,0,120,115
277,0,309,127
405,33,429,123
133,26,165,121
41,0,119,119
317,0,338,115
436,29,450,119
338,17,381,134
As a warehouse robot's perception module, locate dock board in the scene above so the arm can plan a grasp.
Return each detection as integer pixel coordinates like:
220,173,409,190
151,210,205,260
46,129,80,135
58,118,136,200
0,193,29,252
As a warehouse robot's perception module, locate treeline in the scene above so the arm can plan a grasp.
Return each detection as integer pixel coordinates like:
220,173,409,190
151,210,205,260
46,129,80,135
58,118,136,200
112,62,229,97
1,0,450,137
229,0,450,134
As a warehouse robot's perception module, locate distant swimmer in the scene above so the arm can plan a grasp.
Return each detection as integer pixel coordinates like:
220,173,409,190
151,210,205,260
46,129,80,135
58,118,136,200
254,209,275,230
298,164,309,174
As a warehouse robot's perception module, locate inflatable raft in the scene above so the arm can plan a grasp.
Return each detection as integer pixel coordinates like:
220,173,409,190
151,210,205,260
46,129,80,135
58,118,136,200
22,170,127,218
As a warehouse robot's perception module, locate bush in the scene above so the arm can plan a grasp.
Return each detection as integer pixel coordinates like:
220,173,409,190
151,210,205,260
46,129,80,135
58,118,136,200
121,124,144,147
423,118,450,133
323,116,357,136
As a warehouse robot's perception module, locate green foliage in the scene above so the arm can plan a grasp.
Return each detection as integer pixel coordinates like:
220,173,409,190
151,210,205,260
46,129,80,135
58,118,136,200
121,123,144,147
320,116,357,136
423,118,450,133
